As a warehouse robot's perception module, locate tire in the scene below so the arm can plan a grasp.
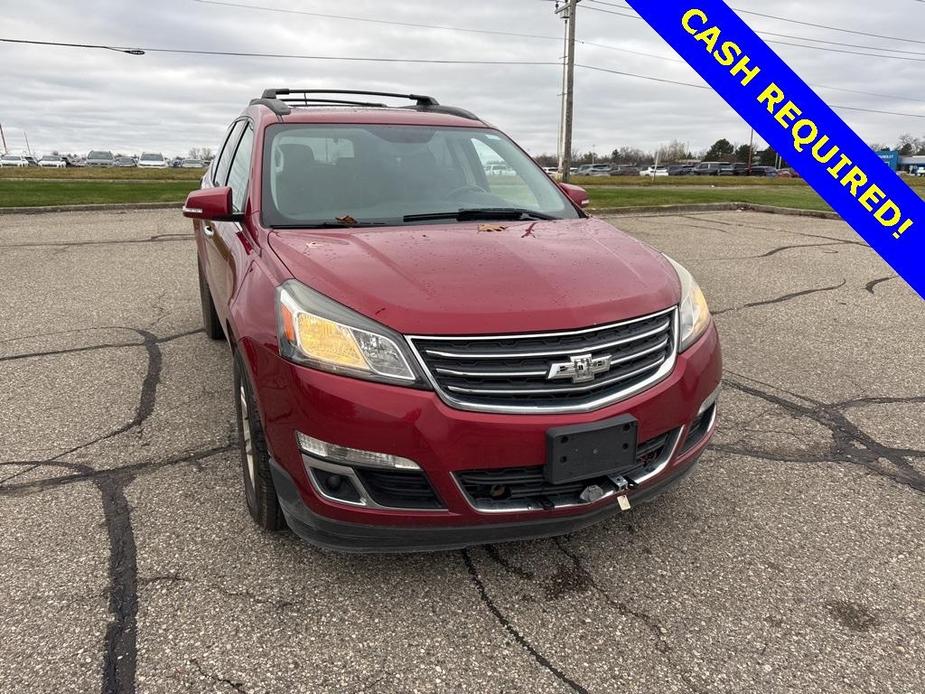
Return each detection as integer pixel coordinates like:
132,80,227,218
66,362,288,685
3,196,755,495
197,260,224,340
234,351,286,531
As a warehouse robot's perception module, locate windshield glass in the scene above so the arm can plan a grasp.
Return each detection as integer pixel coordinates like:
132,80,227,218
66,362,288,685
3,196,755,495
140,153,163,161
2,155,20,161
262,125,580,227
89,151,112,159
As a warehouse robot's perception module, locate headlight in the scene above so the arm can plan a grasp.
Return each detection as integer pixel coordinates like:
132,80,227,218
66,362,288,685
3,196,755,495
277,280,423,385
664,256,711,352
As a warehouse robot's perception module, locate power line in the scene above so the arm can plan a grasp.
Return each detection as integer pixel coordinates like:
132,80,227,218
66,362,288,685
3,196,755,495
0,37,144,54
586,0,925,45
193,0,680,63
3,36,923,118
580,4,925,62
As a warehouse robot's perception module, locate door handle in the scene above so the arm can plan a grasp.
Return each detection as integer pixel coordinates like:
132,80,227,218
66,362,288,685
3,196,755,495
203,222,215,238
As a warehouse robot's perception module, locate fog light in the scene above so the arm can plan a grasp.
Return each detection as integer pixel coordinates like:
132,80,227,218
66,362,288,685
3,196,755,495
325,474,344,492
296,432,421,471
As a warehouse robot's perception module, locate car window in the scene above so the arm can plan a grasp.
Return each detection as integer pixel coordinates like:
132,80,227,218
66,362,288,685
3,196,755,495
213,120,246,186
468,137,541,209
226,124,254,214
262,124,578,227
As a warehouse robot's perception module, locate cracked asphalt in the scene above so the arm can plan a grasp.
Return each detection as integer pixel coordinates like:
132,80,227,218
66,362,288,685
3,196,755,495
0,208,922,694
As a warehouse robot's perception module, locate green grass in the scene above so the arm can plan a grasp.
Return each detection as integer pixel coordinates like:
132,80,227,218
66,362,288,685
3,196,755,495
587,185,833,211
0,166,204,181
1,172,920,212
0,180,198,207
573,174,925,190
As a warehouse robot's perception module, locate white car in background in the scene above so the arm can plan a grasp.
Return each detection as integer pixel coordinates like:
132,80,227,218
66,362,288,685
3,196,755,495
38,155,67,168
0,153,30,167
640,166,670,177
137,152,169,168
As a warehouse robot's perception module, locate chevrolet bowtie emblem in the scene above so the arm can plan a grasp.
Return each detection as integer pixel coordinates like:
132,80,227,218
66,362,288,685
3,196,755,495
547,354,613,384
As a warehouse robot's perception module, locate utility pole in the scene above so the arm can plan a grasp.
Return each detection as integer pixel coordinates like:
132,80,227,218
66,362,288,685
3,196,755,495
0,122,7,154
747,127,755,174
556,0,579,182
24,130,33,158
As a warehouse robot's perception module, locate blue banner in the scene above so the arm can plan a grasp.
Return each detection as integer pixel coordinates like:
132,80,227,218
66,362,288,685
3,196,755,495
624,0,925,299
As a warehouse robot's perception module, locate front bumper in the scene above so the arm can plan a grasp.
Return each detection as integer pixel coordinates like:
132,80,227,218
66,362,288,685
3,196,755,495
244,321,722,550
270,450,702,552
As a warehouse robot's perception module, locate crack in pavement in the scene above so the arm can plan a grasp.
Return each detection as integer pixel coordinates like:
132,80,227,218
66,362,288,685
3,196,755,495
0,327,203,365
0,234,193,250
0,323,220,694
0,444,235,497
721,371,925,493
712,279,847,316
865,275,898,294
0,327,205,487
461,549,589,694
3,458,139,694
137,572,294,611
189,658,247,693
553,539,710,694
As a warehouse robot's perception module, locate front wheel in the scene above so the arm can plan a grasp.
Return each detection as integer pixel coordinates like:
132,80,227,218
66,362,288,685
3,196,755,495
197,260,224,340
234,351,286,531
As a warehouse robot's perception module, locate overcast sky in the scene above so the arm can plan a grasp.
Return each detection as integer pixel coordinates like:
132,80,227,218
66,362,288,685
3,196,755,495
1,0,922,157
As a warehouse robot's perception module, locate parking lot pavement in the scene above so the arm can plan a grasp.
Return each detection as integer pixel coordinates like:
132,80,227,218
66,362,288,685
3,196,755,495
0,208,922,694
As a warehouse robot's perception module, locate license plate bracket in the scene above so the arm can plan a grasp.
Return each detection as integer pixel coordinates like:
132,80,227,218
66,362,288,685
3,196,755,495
545,415,638,485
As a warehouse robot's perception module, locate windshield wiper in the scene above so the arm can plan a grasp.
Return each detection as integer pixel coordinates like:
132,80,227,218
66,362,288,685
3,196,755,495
403,208,559,223
272,221,388,229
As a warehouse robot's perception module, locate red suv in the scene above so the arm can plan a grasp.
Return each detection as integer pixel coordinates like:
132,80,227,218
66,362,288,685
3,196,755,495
184,89,722,552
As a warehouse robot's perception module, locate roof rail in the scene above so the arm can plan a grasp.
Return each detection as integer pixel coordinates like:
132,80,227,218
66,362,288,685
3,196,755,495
400,104,481,121
261,89,439,107
250,89,482,121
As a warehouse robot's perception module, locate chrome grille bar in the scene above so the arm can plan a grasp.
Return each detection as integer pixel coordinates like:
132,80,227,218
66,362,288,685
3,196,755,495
407,307,679,414
423,319,671,360
445,355,666,396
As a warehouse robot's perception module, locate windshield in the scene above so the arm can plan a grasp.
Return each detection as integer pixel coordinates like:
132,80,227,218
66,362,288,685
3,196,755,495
89,151,112,159
262,124,580,227
2,155,20,161
140,153,163,161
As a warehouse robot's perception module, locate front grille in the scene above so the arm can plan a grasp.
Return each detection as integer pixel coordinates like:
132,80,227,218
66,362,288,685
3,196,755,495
409,308,677,413
456,429,679,511
354,469,444,510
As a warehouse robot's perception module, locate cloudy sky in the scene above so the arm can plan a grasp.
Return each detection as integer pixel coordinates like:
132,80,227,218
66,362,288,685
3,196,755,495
1,0,923,158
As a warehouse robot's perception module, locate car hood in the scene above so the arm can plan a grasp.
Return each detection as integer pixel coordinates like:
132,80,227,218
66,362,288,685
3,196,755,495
268,217,680,335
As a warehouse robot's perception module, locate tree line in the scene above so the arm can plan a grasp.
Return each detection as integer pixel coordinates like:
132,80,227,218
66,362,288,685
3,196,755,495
533,138,785,168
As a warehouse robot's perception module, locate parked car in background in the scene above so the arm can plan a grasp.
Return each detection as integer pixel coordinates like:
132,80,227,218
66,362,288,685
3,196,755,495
0,153,30,167
87,150,115,167
586,164,614,177
777,168,800,178
114,156,137,168
38,155,67,168
640,166,669,177
181,158,206,169
667,164,694,176
692,161,724,176
183,87,721,551
484,162,516,176
65,155,85,167
718,163,749,176
610,164,640,176
138,152,168,169
746,166,778,177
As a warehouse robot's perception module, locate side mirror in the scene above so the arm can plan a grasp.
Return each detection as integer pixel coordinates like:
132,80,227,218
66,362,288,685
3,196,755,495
182,186,238,221
559,182,590,209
